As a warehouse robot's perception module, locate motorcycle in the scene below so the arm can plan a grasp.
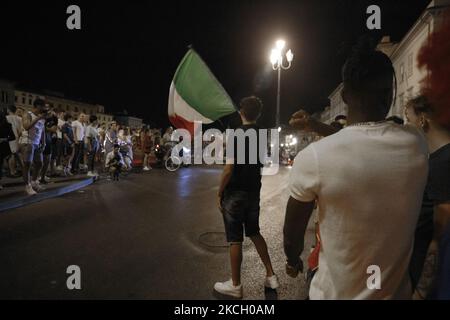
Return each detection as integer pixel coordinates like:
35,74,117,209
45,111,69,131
154,143,190,172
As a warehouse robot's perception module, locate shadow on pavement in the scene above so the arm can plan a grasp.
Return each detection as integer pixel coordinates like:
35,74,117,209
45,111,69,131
264,287,279,300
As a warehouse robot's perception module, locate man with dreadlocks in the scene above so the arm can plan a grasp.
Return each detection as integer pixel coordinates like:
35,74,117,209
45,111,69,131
283,37,429,299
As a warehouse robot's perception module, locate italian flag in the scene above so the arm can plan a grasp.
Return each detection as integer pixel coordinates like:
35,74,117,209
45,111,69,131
168,49,237,135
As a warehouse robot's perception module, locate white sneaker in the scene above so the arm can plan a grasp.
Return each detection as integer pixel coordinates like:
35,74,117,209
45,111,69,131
214,279,243,299
25,184,37,195
264,275,279,289
56,165,63,171
31,180,45,192
143,166,150,171
65,168,73,176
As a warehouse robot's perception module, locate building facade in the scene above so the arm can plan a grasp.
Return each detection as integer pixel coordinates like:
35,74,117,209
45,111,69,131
97,113,114,124
387,0,450,116
323,0,450,122
14,89,45,111
323,83,346,124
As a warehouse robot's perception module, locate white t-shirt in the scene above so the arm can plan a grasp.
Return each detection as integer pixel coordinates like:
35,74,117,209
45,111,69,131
105,151,125,168
85,125,99,140
72,120,85,142
289,122,428,300
6,114,22,153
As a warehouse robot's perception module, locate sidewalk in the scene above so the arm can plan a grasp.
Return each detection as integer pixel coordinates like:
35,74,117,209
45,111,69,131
0,174,95,213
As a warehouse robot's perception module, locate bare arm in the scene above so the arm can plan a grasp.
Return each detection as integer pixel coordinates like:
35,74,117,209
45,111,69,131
434,203,450,242
289,110,339,137
63,133,72,144
217,164,233,210
413,202,450,299
283,196,315,277
47,125,57,134
40,125,45,145
22,112,38,131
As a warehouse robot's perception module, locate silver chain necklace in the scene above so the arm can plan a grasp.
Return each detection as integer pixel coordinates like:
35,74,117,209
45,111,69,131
347,119,388,127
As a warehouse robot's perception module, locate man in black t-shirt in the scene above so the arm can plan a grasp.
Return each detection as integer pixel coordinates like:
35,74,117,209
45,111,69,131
405,95,450,299
214,96,278,299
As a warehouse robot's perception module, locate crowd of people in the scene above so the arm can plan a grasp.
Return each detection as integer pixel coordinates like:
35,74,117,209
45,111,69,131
0,101,176,193
214,30,450,299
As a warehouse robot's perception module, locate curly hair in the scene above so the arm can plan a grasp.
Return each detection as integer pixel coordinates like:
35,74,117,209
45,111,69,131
342,36,396,115
418,10,450,130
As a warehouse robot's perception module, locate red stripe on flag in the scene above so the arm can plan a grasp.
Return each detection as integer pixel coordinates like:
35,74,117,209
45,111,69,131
169,114,195,136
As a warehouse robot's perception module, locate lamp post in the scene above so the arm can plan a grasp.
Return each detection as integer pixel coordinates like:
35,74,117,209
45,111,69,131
270,40,293,129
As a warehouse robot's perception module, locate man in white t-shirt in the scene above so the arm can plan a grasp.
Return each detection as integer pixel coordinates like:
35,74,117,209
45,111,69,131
71,113,86,174
85,115,100,177
54,109,66,171
283,42,428,299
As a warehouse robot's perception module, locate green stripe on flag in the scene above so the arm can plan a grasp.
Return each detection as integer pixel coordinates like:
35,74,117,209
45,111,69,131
173,49,236,121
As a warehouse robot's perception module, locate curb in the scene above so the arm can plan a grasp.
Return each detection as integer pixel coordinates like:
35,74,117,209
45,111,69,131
0,177,95,213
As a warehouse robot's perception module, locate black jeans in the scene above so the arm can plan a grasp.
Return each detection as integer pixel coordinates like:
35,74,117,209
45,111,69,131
71,142,84,173
88,146,98,172
221,190,261,243
0,142,12,180
410,223,434,291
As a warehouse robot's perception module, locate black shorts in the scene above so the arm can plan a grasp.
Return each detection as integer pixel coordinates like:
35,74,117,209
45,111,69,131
221,190,261,243
43,143,52,155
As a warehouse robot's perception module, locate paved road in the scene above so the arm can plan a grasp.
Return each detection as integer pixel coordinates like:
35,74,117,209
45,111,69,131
0,166,313,299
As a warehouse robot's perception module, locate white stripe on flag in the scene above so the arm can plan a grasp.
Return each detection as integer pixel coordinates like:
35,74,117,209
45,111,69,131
168,82,214,124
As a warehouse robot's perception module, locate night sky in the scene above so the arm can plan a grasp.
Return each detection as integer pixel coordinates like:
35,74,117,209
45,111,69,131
0,0,430,128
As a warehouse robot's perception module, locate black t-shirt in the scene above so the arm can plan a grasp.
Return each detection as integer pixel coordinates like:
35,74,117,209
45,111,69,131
45,115,58,143
225,124,264,193
416,143,450,231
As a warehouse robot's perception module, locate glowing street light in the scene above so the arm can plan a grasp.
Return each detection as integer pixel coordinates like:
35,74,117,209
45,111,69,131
270,49,279,65
286,49,294,63
270,39,294,129
276,39,286,50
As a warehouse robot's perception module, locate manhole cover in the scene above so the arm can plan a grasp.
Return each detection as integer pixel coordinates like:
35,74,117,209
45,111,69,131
198,232,228,248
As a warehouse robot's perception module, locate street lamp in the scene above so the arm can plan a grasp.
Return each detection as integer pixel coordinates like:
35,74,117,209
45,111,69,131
270,39,293,129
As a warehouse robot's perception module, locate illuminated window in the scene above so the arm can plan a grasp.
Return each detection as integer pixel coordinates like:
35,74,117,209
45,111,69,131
399,93,404,109
407,53,413,77
399,63,405,83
